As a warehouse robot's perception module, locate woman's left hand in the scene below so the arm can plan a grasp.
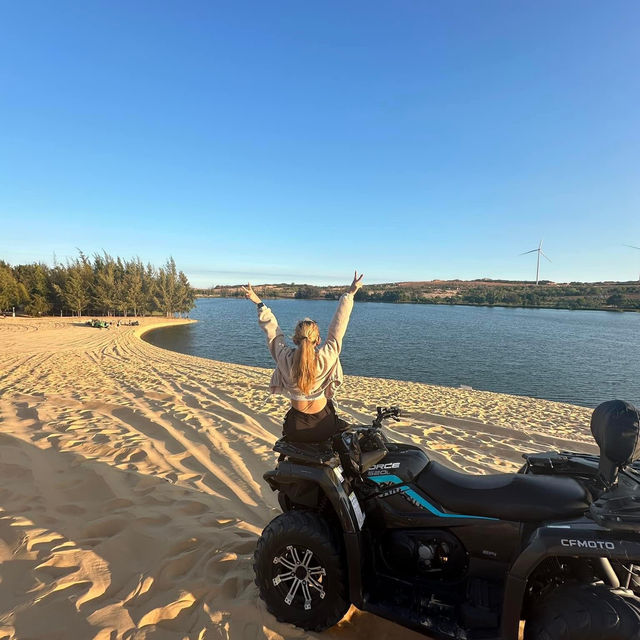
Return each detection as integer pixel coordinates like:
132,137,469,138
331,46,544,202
241,283,262,305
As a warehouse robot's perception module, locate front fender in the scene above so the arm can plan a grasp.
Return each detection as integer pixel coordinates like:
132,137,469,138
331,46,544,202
263,461,364,607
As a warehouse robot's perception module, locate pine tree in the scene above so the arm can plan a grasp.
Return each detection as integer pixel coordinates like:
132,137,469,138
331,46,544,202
14,263,52,316
142,263,157,315
175,270,196,315
114,256,127,316
0,262,25,311
156,257,179,317
56,253,93,316
123,258,145,317
92,252,117,315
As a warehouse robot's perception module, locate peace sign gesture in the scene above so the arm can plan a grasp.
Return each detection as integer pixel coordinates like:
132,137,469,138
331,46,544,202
241,283,262,305
349,270,364,294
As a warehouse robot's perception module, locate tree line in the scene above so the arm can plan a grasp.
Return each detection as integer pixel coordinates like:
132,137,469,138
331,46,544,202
0,252,196,317
353,284,640,310
195,281,640,311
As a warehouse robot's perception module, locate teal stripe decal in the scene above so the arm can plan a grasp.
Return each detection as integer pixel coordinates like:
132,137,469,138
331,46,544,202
368,474,403,485
369,475,497,520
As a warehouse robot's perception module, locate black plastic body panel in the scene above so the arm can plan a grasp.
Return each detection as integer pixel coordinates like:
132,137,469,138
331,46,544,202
363,442,430,483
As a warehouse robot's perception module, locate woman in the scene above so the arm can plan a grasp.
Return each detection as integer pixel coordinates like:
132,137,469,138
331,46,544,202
242,271,364,443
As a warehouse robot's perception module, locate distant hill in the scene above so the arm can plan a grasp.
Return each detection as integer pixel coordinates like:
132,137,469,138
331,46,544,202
194,279,640,312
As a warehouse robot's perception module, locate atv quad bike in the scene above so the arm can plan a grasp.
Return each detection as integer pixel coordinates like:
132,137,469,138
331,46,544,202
254,400,640,639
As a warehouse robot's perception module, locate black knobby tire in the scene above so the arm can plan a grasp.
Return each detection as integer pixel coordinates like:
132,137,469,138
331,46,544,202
254,510,349,631
524,583,640,640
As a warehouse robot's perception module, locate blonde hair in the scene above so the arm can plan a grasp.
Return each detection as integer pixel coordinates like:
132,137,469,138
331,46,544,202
292,319,320,395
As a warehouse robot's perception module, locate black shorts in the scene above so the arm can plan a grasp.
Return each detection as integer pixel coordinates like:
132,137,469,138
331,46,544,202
283,400,349,443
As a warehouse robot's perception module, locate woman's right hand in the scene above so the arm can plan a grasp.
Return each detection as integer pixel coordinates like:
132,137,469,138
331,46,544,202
241,283,262,305
349,270,364,294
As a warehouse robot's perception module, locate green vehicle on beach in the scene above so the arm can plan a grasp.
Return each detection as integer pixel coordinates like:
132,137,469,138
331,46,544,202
86,319,109,329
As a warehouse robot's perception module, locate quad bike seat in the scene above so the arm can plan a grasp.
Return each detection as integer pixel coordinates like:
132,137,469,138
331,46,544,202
416,461,591,522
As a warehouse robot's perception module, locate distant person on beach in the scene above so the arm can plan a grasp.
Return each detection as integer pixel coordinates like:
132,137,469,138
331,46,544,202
243,271,364,443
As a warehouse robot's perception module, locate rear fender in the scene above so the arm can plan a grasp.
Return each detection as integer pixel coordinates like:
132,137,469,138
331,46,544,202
501,524,640,640
263,461,365,607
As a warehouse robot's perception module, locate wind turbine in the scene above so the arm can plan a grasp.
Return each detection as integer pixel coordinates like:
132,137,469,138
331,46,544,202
520,240,551,285
624,244,640,281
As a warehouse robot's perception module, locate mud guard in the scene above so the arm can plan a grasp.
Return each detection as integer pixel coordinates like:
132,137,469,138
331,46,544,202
264,462,365,608
501,525,640,640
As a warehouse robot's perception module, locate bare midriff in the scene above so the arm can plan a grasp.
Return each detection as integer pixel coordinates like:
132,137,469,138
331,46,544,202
291,397,327,414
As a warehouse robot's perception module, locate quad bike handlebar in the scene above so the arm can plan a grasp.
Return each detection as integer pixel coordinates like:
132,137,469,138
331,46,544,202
372,406,401,429
336,407,401,474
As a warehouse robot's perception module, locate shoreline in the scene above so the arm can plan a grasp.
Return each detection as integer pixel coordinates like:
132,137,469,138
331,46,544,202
195,296,640,313
0,316,595,639
196,295,640,313
134,316,198,339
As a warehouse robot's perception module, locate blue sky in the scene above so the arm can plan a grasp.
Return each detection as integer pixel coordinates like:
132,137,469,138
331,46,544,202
1,1,639,286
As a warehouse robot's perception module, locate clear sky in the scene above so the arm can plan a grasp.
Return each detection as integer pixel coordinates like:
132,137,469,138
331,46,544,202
1,1,639,287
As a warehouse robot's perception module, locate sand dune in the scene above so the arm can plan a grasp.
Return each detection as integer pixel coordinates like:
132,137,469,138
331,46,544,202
0,316,594,639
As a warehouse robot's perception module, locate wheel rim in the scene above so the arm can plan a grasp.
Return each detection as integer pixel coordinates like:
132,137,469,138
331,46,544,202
271,544,327,611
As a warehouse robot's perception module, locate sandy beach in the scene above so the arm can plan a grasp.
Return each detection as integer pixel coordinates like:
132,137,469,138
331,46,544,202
0,316,596,640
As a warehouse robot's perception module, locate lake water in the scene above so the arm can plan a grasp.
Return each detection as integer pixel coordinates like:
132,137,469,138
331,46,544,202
143,298,640,408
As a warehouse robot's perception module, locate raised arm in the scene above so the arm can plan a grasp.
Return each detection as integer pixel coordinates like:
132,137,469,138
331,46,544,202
321,271,363,356
242,283,289,363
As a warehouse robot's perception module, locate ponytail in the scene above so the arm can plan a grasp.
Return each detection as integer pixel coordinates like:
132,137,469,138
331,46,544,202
292,320,319,395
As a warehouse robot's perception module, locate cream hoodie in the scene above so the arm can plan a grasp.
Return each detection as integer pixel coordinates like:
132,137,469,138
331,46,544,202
257,292,355,399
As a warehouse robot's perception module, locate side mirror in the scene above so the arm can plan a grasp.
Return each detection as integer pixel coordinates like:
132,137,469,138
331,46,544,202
591,400,640,487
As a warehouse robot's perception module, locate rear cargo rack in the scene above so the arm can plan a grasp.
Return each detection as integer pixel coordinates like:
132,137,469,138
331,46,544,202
273,438,340,466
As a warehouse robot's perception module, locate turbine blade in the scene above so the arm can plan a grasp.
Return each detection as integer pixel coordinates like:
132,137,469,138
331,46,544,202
520,249,538,255
541,251,552,262
623,244,640,250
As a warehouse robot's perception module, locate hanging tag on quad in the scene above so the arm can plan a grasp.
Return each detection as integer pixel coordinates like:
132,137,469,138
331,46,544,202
348,491,366,529
333,465,344,483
